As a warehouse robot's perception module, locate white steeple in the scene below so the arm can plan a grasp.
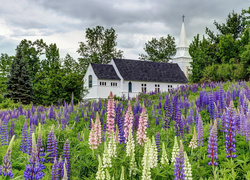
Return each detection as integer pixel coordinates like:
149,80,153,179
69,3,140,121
174,15,191,58
173,15,192,78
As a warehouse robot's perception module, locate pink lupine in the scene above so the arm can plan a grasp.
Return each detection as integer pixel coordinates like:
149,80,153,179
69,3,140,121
89,120,98,149
95,113,102,145
124,102,134,142
136,106,148,145
107,92,115,138
89,113,102,149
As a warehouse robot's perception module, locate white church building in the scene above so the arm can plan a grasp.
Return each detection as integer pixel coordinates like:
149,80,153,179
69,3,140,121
83,18,192,99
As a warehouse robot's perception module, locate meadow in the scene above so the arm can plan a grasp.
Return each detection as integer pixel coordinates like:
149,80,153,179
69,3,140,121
1,81,250,179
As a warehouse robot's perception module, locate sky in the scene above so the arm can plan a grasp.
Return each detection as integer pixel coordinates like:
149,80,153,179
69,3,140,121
0,0,249,60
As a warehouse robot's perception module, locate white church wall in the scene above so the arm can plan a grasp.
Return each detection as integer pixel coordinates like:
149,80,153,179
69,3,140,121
97,80,120,98
83,65,98,99
120,80,184,98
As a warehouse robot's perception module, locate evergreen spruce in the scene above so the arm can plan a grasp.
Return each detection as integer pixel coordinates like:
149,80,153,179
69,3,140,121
5,46,33,104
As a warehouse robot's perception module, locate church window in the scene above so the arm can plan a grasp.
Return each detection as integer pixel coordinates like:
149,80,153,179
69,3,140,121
141,84,147,93
111,82,117,86
155,84,160,93
100,81,106,86
168,85,173,92
128,82,132,92
88,75,92,88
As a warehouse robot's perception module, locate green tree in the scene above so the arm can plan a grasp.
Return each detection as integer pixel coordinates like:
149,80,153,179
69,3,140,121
63,53,79,74
139,35,176,62
77,26,123,73
5,46,33,104
16,39,47,79
0,53,14,93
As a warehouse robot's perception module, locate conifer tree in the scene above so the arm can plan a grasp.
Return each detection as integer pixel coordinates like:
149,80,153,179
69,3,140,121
5,46,33,104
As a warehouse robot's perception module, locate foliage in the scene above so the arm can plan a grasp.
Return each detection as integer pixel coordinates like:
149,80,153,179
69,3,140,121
190,9,250,83
77,26,123,73
0,53,14,94
5,47,33,104
139,35,176,63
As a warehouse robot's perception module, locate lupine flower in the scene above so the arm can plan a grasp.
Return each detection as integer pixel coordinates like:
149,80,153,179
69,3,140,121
149,137,158,168
120,166,125,180
174,140,185,180
1,116,8,145
51,157,59,180
171,136,179,164
102,141,112,168
96,154,105,180
62,159,68,180
63,139,70,179
141,139,151,180
124,102,134,142
24,133,44,180
197,114,203,146
160,143,169,166
46,125,56,163
129,150,137,177
208,120,218,166
105,169,111,180
136,106,148,146
77,132,84,141
184,151,192,180
8,121,15,143
21,119,28,153
37,124,45,170
225,101,237,158
106,92,115,138
54,135,58,161
189,127,198,149
155,132,160,160
0,135,15,178
27,124,35,155
126,127,135,157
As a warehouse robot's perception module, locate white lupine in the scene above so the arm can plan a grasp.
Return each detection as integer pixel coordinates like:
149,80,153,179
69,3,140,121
105,169,111,180
189,127,198,149
129,150,137,177
171,136,179,164
160,143,169,166
120,166,125,180
96,155,105,180
141,139,151,180
184,151,193,180
102,142,112,168
108,133,117,159
126,127,135,157
149,137,158,168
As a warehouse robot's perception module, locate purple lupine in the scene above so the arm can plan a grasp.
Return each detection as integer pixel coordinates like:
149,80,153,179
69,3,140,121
21,119,28,153
1,115,8,145
46,125,56,163
24,133,44,180
156,132,160,159
208,121,218,166
27,124,35,155
54,135,58,161
174,140,185,180
198,114,203,146
8,121,15,143
225,101,237,158
0,135,15,178
51,158,59,180
63,139,70,179
37,124,45,171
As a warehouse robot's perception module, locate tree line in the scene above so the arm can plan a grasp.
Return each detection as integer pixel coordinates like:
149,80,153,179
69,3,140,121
1,6,249,105
189,8,250,83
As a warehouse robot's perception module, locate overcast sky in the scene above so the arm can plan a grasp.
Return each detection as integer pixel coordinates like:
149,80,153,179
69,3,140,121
0,0,248,60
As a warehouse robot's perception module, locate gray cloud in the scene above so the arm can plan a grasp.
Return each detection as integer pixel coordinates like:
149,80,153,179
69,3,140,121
0,0,249,59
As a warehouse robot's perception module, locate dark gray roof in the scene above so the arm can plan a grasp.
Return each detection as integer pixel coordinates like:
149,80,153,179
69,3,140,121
91,63,120,80
113,59,188,83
